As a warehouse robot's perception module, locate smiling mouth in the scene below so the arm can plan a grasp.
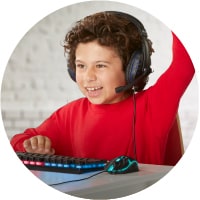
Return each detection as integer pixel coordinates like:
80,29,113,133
86,86,103,91
85,86,103,97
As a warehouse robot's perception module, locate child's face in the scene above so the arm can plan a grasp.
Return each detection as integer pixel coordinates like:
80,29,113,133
75,40,127,104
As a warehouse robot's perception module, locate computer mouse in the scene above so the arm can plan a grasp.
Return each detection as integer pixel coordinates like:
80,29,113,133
104,155,139,174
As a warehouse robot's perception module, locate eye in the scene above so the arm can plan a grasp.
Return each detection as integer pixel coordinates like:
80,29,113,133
96,64,106,68
76,64,85,69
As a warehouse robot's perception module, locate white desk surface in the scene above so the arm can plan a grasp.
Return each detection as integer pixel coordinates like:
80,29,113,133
31,163,172,199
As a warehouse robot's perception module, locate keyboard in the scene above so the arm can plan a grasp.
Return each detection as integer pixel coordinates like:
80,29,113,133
16,152,107,174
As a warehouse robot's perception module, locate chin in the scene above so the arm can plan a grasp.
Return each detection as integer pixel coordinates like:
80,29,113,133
86,93,124,105
88,97,121,105
88,98,104,105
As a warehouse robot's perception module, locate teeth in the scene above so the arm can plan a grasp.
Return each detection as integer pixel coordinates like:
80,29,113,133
86,87,102,91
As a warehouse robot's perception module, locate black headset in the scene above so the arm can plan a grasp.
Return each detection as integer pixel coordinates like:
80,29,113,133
67,11,152,93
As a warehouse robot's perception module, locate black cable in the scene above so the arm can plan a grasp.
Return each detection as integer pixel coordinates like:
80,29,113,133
132,91,137,160
49,170,105,186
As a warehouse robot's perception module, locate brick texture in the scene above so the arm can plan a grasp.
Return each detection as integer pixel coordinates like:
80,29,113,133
1,1,198,149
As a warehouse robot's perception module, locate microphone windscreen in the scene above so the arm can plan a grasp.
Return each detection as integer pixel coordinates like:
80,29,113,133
115,83,133,93
115,86,126,93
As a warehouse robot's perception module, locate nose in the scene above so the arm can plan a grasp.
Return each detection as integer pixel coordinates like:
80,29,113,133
85,67,97,82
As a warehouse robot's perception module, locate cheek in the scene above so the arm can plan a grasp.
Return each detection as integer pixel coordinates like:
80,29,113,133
101,74,125,93
75,74,84,90
108,72,126,86
119,72,126,84
75,73,82,83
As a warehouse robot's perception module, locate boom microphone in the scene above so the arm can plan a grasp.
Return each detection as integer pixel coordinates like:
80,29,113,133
115,83,135,93
115,67,152,93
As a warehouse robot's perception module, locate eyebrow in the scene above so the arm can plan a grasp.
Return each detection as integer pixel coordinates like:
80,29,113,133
75,59,111,64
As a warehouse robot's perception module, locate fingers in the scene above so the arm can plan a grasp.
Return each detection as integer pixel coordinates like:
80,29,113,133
23,136,55,155
23,139,32,152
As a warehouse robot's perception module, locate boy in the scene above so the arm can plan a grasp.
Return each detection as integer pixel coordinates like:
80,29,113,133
10,11,195,165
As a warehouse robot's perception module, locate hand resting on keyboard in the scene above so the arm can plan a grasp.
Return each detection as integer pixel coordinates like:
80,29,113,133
23,135,55,155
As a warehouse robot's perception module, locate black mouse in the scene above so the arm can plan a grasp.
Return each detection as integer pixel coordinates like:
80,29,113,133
105,155,139,174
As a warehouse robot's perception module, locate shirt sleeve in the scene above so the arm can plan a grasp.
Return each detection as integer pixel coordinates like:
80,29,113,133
10,107,65,153
146,31,195,135
10,128,38,152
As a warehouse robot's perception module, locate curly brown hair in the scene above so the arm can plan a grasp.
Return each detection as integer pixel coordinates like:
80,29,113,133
63,11,154,92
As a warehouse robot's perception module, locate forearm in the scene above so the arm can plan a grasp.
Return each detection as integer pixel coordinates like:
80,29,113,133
171,31,195,86
10,128,38,152
147,32,195,134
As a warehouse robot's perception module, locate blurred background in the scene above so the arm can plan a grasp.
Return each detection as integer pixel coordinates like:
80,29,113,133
1,1,198,151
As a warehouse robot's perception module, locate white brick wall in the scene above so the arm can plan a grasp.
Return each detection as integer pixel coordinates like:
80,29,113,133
1,1,198,149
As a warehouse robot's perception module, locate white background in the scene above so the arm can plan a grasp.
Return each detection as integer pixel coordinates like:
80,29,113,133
0,0,200,199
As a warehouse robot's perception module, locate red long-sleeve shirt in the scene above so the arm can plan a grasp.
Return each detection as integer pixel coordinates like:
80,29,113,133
10,33,195,165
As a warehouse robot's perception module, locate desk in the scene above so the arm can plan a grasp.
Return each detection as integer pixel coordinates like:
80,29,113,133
31,164,172,199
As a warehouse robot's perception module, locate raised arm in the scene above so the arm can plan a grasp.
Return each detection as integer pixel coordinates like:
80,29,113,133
146,32,195,134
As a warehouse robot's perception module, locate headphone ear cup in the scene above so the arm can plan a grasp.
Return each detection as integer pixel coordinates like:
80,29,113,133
68,67,76,82
125,51,143,84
